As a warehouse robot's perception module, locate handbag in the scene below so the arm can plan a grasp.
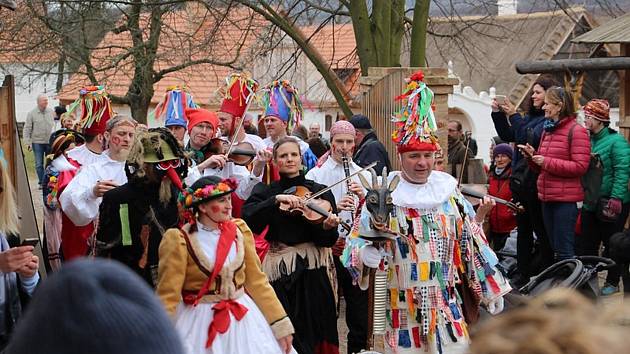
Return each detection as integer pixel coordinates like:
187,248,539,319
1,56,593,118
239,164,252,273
596,197,620,222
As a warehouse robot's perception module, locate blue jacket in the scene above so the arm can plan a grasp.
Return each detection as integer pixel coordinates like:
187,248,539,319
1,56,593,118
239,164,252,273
491,111,546,167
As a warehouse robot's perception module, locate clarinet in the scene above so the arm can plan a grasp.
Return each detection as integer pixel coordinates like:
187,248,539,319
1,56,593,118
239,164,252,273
341,153,356,222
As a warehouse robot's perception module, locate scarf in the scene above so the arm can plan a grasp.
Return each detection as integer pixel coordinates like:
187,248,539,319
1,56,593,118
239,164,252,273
543,118,559,132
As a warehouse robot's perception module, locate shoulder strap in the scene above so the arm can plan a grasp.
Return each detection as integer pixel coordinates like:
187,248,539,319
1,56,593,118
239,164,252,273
180,229,212,277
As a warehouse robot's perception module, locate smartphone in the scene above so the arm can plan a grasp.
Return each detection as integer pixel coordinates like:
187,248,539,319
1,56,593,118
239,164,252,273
495,95,507,105
21,238,40,247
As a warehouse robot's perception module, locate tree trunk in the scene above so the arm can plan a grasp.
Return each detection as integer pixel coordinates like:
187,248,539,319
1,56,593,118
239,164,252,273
239,0,354,118
410,0,430,67
126,80,152,124
56,52,65,93
389,0,405,67
372,0,391,66
348,0,376,75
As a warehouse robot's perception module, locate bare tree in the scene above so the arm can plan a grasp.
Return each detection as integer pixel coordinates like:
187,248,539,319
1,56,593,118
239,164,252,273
1,0,265,123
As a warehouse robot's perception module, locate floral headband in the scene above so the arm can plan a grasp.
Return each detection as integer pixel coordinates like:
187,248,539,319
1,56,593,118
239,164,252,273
179,178,238,209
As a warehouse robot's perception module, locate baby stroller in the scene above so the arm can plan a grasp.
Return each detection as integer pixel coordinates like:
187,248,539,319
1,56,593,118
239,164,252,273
501,256,615,310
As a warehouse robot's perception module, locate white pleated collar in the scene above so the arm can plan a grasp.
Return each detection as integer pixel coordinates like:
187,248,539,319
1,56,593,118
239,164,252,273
389,170,458,209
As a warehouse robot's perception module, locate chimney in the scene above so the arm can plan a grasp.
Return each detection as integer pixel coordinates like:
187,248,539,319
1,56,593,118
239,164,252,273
497,0,517,16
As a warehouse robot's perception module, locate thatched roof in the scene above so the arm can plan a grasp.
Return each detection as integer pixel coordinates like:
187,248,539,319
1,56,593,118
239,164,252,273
424,6,602,106
573,12,630,44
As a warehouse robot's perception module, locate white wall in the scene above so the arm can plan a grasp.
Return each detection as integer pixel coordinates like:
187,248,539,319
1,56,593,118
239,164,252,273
0,64,60,122
448,85,498,164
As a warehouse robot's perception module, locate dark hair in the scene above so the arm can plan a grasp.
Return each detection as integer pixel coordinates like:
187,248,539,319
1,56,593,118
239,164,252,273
307,137,327,158
272,136,302,159
525,75,559,116
291,124,309,141
84,134,97,143
448,120,463,131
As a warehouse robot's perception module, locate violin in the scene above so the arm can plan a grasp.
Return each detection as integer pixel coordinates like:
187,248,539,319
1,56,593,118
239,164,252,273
279,186,352,232
276,162,377,232
203,138,256,166
460,186,525,214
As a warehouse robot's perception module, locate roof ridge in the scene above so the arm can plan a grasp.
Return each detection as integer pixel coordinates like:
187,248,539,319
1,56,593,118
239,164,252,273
430,5,587,23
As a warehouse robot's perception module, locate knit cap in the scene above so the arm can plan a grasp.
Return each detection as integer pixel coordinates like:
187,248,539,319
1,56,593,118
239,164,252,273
4,258,184,354
493,143,513,159
583,99,610,122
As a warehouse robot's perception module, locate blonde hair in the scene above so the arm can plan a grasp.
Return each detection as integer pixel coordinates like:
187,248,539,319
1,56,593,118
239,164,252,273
545,87,575,118
0,162,19,235
470,289,628,354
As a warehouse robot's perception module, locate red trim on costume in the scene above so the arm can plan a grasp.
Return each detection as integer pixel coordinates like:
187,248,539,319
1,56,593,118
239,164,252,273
314,341,339,354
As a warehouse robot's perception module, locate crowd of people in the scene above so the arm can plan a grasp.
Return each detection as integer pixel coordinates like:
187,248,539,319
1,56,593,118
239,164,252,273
0,70,626,354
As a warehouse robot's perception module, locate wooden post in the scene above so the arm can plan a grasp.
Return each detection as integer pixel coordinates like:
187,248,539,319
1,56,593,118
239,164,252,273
619,44,630,141
0,75,16,182
359,67,458,170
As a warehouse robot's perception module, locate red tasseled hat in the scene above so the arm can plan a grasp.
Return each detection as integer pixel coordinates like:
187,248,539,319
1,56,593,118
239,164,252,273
66,86,114,136
185,108,218,134
219,73,259,118
392,70,440,153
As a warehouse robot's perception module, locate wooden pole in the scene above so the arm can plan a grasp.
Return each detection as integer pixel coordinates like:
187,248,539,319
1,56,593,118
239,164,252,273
516,57,630,74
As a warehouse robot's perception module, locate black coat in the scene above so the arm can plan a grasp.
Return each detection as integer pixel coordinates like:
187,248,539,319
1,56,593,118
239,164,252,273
96,182,179,286
353,132,391,174
242,174,339,247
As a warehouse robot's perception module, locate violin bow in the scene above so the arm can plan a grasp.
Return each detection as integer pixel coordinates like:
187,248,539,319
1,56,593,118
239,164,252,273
304,162,377,202
225,112,247,157
457,131,473,187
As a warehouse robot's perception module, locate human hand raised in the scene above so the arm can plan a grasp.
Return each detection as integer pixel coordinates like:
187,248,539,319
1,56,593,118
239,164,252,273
0,246,35,273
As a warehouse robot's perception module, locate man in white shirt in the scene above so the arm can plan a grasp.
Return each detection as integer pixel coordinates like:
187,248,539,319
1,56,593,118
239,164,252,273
59,115,137,260
305,120,369,354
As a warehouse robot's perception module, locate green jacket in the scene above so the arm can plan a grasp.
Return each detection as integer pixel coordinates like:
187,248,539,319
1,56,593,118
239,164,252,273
583,127,630,211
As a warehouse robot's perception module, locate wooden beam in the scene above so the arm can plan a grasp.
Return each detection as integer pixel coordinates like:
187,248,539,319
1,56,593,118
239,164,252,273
516,57,630,74
619,45,630,141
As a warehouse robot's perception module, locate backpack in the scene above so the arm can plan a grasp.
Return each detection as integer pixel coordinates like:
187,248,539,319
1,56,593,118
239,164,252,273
564,123,603,208
581,154,603,208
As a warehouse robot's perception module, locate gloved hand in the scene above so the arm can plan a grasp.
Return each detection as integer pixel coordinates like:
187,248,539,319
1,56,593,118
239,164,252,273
607,198,622,215
486,297,505,315
360,246,381,268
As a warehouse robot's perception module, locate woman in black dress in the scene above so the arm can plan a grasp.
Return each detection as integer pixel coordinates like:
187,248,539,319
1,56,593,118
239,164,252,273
243,137,340,354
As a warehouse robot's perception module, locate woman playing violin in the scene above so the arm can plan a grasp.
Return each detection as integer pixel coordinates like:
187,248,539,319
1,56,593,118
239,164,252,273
242,137,341,354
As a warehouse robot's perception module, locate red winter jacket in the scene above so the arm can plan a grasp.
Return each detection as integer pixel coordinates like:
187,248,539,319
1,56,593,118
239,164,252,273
534,116,591,202
488,168,517,233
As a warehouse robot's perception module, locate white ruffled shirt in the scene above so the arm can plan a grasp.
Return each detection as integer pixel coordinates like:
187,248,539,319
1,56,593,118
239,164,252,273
388,170,459,210
305,157,369,237
66,144,105,166
185,161,261,200
59,153,127,226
